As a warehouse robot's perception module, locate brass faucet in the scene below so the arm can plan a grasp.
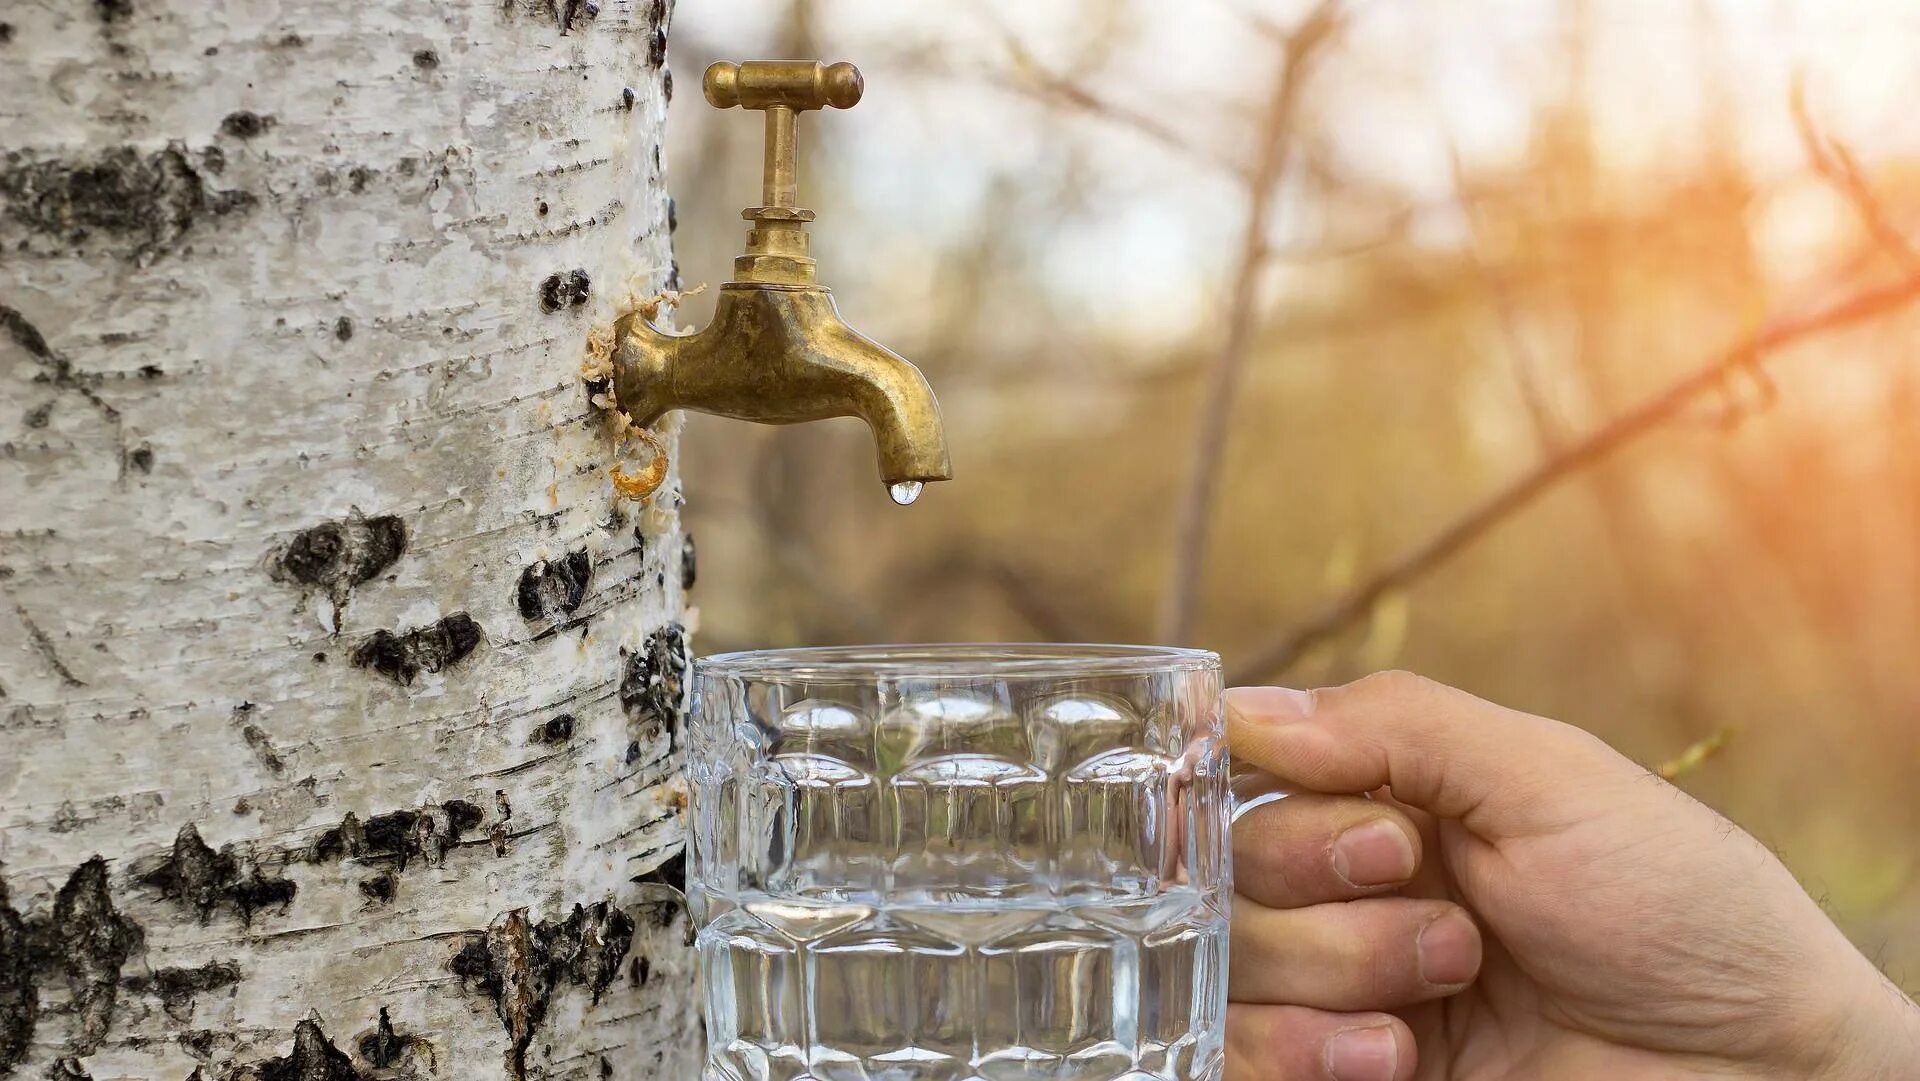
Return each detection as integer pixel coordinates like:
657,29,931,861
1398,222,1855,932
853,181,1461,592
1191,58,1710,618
611,59,951,504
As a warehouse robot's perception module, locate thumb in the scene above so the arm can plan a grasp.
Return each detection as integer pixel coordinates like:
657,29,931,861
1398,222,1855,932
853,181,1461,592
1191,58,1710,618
1226,671,1631,839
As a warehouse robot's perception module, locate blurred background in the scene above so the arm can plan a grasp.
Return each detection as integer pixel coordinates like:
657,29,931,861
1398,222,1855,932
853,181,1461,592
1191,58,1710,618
664,0,1920,984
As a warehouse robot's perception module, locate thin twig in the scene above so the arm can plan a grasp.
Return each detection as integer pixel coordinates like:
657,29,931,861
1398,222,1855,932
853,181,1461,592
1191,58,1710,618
1451,146,1562,451
1159,0,1347,643
1791,75,1920,274
987,35,1233,173
1227,270,1920,684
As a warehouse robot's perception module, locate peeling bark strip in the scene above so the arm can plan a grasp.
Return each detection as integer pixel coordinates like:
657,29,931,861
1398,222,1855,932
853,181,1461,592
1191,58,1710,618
515,549,592,621
448,901,636,1081
350,613,481,685
0,145,255,263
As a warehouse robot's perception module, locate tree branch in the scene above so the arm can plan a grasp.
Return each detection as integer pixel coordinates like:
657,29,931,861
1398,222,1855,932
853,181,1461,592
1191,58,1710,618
1158,0,1346,643
1791,75,1920,275
1227,270,1920,684
985,28,1233,173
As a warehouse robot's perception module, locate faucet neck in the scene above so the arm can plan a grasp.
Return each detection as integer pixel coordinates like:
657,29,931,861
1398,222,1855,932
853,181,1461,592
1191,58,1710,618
729,103,823,286
735,205,818,286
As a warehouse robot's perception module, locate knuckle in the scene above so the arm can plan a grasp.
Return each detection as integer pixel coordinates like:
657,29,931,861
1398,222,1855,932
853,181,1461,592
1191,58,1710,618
1346,668,1434,705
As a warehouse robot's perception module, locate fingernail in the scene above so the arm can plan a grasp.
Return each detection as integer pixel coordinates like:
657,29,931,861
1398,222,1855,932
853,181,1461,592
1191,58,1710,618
1324,1025,1398,1081
1417,910,1481,987
1331,819,1415,887
1224,686,1315,723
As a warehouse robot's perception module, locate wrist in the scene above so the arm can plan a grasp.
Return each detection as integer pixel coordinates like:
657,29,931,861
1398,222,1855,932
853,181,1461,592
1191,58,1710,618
1807,977,1920,1080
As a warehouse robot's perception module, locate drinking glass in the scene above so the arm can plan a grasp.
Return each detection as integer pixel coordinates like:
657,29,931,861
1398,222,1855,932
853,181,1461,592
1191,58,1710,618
689,644,1230,1081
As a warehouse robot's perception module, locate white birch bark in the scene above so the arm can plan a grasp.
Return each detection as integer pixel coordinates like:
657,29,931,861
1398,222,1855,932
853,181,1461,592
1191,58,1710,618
0,1,697,1077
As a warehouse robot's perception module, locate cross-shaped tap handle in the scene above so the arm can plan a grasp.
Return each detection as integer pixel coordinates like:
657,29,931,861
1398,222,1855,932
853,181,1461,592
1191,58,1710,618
703,60,863,211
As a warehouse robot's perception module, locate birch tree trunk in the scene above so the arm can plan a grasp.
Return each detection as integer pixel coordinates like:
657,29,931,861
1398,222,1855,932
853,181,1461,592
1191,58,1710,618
0,1,697,1078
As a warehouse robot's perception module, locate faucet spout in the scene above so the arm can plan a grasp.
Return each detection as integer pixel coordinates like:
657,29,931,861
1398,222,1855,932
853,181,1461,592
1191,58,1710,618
610,285,951,488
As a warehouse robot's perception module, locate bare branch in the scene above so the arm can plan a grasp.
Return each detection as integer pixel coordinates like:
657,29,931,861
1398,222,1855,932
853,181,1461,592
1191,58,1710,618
1791,75,1920,274
1227,270,1920,684
1158,0,1347,643
1451,146,1563,451
974,20,1233,172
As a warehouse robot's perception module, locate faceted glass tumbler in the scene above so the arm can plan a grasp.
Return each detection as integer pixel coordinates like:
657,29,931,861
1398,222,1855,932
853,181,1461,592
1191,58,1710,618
689,644,1230,1081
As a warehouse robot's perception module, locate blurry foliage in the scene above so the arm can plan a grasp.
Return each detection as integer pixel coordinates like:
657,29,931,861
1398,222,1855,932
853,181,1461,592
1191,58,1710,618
664,1,1920,986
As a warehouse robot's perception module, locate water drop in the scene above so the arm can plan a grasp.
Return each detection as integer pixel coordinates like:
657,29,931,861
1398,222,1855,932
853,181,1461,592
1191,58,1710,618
888,480,923,506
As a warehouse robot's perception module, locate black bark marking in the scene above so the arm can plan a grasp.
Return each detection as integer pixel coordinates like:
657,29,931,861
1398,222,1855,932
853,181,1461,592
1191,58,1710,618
356,1006,424,1069
0,304,50,359
515,549,591,621
270,512,407,610
0,144,256,264
621,86,636,110
310,799,485,871
236,705,287,774
538,268,590,312
2,304,119,428
530,713,574,744
230,867,298,923
645,0,670,67
219,111,275,139
0,23,14,44
23,401,52,428
134,823,297,925
350,613,481,686
122,960,241,1020
48,1058,92,1080
680,532,696,590
663,68,673,105
357,873,396,905
411,49,438,69
0,878,34,1073
125,442,153,473
94,0,131,22
618,623,689,751
447,901,636,1081
333,317,352,342
51,857,141,1054
241,1018,366,1081
666,195,677,234
664,256,680,293
9,595,86,688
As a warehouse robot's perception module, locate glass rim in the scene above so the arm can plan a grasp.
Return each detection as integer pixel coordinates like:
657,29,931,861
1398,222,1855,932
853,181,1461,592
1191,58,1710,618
695,642,1221,680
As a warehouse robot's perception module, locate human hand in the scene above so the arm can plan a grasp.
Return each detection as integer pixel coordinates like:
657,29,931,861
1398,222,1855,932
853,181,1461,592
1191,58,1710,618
1222,671,1920,1080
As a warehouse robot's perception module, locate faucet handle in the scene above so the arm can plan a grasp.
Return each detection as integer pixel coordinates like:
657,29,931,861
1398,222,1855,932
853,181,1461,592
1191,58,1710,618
703,60,864,113
702,60,862,215
700,60,865,284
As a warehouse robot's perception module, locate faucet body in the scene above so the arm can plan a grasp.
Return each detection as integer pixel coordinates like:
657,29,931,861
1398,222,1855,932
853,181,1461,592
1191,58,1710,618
611,284,950,484
608,59,951,493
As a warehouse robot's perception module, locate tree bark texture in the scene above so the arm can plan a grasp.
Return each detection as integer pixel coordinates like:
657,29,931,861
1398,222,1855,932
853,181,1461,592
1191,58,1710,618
0,1,696,1078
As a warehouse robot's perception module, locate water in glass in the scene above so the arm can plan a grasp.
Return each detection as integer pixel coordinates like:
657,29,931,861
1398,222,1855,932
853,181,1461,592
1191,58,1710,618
690,646,1230,1081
